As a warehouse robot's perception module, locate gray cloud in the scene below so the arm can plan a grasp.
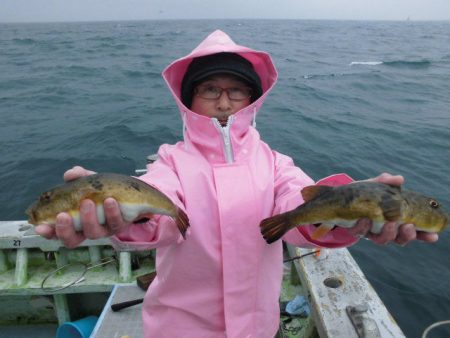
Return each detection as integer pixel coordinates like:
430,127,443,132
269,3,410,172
1,0,449,23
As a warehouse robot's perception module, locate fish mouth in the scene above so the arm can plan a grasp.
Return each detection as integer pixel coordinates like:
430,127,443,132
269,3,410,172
25,206,36,225
440,215,449,232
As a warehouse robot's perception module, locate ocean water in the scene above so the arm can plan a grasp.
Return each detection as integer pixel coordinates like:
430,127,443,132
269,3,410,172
1,19,449,337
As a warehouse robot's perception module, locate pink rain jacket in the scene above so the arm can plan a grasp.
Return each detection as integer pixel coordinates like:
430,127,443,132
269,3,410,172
113,30,358,338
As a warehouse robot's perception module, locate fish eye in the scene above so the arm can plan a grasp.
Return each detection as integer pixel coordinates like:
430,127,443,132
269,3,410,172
429,199,439,209
40,192,52,203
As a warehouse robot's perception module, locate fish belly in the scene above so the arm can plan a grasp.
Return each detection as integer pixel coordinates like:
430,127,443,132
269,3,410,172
119,202,173,222
321,219,385,234
69,210,83,232
68,203,173,231
370,221,385,234
71,206,107,231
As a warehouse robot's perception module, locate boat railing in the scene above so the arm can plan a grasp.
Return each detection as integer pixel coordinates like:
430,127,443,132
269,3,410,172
0,220,154,325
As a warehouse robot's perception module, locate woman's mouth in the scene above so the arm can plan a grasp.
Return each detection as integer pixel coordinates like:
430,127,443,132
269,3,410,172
214,116,229,126
219,119,228,126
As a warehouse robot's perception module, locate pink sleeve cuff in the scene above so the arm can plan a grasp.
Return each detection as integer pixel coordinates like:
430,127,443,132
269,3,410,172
111,215,185,251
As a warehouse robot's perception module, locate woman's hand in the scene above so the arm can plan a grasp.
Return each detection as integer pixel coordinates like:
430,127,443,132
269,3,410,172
34,166,128,248
348,173,439,245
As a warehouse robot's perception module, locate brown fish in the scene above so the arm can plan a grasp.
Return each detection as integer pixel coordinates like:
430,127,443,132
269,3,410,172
260,182,448,244
26,173,190,238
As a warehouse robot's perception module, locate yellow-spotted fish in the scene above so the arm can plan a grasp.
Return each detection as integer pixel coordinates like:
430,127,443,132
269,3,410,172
260,182,448,244
26,173,190,238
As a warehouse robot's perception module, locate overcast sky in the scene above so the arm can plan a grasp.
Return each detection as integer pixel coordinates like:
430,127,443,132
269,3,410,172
1,0,450,23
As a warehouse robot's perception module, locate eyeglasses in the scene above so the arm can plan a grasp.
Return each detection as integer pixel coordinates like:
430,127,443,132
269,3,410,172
194,84,252,101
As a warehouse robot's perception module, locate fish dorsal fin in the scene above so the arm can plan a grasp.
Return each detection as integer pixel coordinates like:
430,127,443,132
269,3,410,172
389,184,402,192
301,185,333,202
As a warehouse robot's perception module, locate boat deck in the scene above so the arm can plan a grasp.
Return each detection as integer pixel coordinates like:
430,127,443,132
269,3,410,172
0,324,58,338
90,257,313,338
0,219,406,338
91,283,145,337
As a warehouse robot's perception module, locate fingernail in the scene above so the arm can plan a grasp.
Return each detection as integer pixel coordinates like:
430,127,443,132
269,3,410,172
386,222,396,230
81,203,91,214
56,213,67,225
105,199,115,209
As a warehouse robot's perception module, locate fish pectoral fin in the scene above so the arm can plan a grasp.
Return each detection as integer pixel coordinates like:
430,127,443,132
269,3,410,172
379,194,402,222
132,213,155,224
301,185,333,202
311,224,335,240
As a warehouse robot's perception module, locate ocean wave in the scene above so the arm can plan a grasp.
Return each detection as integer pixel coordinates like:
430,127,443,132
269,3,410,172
62,64,107,77
87,36,115,42
12,38,35,45
123,70,160,79
383,60,432,69
349,61,383,66
98,43,128,50
303,72,356,79
350,60,433,69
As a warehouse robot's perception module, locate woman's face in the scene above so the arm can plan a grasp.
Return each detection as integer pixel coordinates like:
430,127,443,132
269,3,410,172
190,74,252,126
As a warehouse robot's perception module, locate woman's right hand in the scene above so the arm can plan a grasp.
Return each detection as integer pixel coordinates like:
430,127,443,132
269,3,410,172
34,166,128,248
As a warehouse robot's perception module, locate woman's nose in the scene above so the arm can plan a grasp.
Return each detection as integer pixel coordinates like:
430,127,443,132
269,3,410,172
216,90,232,110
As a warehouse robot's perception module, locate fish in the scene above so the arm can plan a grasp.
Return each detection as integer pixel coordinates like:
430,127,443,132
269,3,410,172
26,173,190,238
260,182,448,244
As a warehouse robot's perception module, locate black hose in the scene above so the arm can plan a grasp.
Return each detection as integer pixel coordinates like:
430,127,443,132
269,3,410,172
111,298,144,312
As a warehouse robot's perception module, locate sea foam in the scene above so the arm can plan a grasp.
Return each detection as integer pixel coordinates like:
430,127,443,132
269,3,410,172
349,61,383,66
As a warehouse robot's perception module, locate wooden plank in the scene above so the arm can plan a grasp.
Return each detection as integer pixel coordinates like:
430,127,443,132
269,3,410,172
14,248,28,286
118,251,132,283
0,220,155,296
286,245,405,338
0,250,8,272
0,221,111,250
53,294,70,325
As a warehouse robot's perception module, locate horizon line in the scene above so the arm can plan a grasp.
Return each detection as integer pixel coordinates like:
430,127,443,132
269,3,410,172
2,17,450,25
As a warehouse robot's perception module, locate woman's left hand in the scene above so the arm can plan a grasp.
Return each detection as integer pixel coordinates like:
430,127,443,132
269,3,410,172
347,173,439,245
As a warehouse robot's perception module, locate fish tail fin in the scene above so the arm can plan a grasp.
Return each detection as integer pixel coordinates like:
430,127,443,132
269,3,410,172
311,224,334,240
175,208,190,239
260,213,291,244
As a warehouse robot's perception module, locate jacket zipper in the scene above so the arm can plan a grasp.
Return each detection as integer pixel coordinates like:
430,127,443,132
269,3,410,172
212,117,234,163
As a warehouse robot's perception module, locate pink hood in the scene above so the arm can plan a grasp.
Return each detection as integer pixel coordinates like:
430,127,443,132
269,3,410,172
162,30,278,163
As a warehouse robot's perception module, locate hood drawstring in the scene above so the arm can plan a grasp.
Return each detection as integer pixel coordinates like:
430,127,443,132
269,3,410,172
182,111,189,150
252,107,257,128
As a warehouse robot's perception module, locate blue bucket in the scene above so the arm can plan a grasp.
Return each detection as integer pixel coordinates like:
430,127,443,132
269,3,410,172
56,315,98,338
